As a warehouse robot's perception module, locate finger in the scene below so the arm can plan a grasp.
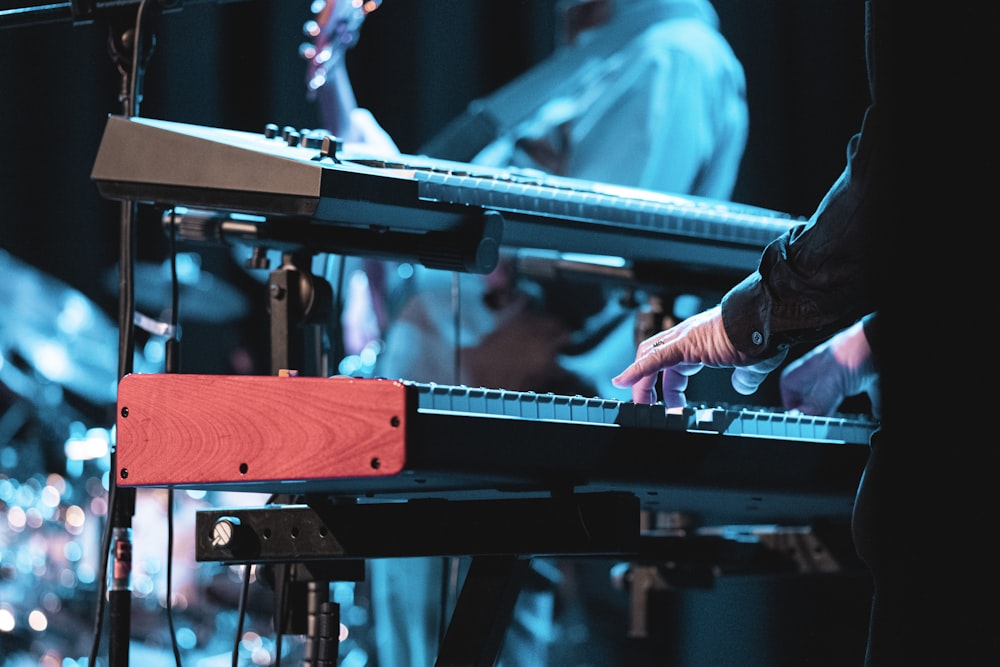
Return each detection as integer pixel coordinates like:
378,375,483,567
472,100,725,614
611,353,660,389
612,334,687,389
660,362,702,408
779,382,806,412
730,366,772,395
731,349,787,395
631,382,659,406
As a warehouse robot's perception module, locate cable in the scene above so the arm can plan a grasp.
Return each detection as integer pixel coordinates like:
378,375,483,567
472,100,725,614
165,489,182,666
164,213,183,666
274,561,290,667
127,0,156,120
232,564,253,667
88,474,116,663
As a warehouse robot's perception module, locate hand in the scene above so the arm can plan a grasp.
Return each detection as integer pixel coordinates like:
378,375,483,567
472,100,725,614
611,305,785,407
780,318,880,418
344,107,400,156
341,267,382,356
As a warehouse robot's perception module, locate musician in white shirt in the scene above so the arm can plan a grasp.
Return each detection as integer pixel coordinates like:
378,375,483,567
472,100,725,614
334,2,752,665
374,0,748,403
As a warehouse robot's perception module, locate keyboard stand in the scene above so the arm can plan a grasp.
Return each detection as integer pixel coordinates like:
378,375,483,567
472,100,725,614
197,493,639,665
194,492,860,665
435,555,531,667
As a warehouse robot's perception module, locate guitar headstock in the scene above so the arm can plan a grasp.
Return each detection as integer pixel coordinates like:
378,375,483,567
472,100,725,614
301,0,383,94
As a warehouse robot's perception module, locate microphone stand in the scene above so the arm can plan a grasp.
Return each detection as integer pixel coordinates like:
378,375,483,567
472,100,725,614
102,4,157,664
2,4,164,664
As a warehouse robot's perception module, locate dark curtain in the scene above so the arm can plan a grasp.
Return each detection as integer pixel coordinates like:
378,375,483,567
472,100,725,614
0,0,866,336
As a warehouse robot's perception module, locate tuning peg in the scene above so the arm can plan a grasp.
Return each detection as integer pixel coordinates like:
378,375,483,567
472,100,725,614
303,18,320,39
299,41,318,61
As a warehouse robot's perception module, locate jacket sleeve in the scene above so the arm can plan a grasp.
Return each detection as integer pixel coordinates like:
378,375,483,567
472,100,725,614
720,0,890,362
721,103,882,360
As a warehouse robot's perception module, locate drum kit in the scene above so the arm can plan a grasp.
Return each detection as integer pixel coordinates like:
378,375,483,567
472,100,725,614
0,246,259,663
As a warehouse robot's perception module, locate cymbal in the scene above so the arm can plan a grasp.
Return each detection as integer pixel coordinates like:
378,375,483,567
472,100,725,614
0,248,124,405
105,253,250,324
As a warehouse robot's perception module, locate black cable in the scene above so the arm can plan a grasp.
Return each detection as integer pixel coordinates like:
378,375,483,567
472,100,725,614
88,474,116,663
170,210,179,330
89,202,139,665
89,174,141,667
166,489,182,666
164,212,183,666
274,562,290,667
127,1,154,122
232,564,253,667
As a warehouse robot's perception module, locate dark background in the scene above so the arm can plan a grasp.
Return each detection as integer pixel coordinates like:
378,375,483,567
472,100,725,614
0,0,868,378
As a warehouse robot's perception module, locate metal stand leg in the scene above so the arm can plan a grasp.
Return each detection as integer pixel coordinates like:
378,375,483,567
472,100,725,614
435,555,531,667
266,560,365,666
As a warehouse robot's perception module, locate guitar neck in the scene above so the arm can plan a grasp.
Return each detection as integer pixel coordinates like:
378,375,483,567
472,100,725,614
304,0,381,140
312,53,357,139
